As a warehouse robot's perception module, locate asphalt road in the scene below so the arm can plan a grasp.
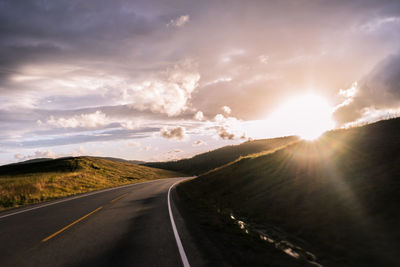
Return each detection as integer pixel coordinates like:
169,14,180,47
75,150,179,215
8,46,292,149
0,177,190,267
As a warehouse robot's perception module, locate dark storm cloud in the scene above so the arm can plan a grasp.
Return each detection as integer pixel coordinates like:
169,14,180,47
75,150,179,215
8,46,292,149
2,0,400,111
0,0,157,45
362,54,400,103
0,0,171,88
334,53,400,124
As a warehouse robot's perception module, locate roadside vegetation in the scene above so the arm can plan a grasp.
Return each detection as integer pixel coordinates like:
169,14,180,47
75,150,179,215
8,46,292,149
145,136,298,175
178,118,400,266
0,156,182,210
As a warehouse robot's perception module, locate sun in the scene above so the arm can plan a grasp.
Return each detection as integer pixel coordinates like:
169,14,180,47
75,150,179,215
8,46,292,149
266,93,335,140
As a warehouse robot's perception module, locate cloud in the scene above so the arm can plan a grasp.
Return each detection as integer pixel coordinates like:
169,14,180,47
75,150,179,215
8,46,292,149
2,127,157,148
339,82,358,99
342,107,400,128
72,146,87,157
239,133,247,140
160,126,186,140
220,49,245,63
127,141,141,147
258,55,269,64
1,0,400,163
124,61,200,116
202,77,232,87
152,148,183,161
217,127,235,140
212,113,245,140
214,114,225,123
222,106,232,114
193,140,207,146
14,150,56,162
46,110,110,128
334,54,400,125
120,121,140,130
167,15,189,27
334,81,359,113
360,16,400,32
194,111,204,121
167,149,183,153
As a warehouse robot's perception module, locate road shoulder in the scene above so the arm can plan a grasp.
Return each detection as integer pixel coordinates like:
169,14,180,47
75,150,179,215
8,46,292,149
171,180,304,267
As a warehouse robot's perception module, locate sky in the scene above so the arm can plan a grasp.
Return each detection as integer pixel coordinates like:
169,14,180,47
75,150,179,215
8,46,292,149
1,0,400,164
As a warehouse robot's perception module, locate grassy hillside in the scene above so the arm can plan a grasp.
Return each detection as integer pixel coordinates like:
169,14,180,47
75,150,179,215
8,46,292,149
178,118,400,266
95,156,145,165
145,136,298,175
0,156,182,210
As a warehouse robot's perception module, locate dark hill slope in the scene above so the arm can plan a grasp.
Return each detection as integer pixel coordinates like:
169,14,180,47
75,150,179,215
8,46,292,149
145,136,298,175
179,118,400,266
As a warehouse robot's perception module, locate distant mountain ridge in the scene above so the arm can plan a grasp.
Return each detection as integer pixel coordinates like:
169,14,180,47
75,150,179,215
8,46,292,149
2,156,145,168
144,136,299,175
93,157,145,165
11,158,54,165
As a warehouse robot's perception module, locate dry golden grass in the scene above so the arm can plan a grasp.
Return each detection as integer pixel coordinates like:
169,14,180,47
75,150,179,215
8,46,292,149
0,156,182,210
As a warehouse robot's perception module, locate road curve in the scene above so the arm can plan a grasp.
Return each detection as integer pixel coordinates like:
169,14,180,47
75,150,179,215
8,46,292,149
0,177,189,267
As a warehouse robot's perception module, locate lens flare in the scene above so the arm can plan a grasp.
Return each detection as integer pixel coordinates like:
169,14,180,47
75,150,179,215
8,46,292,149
266,93,335,140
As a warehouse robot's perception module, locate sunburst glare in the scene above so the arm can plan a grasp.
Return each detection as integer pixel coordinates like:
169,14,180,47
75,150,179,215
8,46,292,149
266,93,335,140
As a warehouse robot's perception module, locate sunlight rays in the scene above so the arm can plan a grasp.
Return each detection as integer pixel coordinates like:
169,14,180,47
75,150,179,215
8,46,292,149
267,94,335,140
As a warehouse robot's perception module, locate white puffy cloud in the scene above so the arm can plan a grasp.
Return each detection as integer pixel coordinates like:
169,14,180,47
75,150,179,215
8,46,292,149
212,113,246,140
160,126,186,140
167,15,190,27
339,82,358,99
194,111,204,121
120,121,140,130
214,114,225,123
222,106,232,114
124,62,200,116
72,146,87,157
335,82,358,110
46,110,110,128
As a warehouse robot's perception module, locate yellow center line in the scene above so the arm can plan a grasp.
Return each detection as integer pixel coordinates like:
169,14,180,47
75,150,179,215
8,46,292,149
110,192,129,203
42,206,103,242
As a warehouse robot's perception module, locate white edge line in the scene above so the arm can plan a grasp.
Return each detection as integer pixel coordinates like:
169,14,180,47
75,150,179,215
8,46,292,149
0,177,187,220
168,179,190,267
